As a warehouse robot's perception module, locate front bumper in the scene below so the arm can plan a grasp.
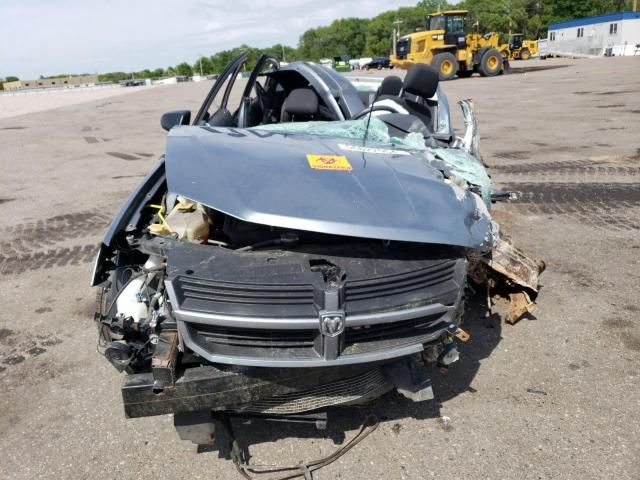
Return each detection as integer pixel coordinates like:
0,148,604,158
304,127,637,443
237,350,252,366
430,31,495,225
122,356,435,418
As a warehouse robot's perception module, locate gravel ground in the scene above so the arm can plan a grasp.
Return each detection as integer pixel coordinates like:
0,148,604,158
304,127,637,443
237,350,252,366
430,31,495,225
0,84,161,120
0,56,639,480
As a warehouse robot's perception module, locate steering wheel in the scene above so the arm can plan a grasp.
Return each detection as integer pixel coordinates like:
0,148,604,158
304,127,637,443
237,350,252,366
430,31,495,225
354,105,400,119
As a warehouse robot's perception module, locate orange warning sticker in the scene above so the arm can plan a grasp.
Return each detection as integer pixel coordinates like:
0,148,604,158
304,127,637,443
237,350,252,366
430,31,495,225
306,154,352,171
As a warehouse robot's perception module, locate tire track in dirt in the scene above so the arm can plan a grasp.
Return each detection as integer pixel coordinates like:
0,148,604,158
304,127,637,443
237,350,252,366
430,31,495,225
507,183,640,204
0,244,98,275
493,159,640,177
502,182,640,231
0,210,109,274
0,210,110,257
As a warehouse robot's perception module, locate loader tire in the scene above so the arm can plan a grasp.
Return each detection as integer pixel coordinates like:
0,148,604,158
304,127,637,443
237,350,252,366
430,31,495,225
432,52,458,81
520,48,531,60
479,48,502,77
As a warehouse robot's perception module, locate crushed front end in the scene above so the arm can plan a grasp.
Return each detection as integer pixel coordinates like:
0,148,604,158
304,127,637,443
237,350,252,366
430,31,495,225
91,102,542,446
96,211,471,427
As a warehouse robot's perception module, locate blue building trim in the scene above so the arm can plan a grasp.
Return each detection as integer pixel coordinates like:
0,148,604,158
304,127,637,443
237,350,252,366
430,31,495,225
549,11,640,31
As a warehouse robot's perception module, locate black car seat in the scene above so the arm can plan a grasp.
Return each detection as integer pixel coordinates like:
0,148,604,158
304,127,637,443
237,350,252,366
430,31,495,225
280,88,319,122
361,66,439,130
377,75,403,97
397,64,439,129
358,75,403,106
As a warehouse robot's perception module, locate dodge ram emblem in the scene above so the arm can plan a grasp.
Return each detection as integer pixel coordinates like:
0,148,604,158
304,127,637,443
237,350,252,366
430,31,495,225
319,311,345,337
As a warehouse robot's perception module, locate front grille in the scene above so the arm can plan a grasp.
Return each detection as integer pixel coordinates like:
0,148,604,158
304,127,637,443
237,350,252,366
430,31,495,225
343,314,445,355
344,259,461,314
229,368,391,414
178,276,314,305
175,276,317,318
188,323,319,359
170,245,466,365
396,38,411,59
346,260,456,301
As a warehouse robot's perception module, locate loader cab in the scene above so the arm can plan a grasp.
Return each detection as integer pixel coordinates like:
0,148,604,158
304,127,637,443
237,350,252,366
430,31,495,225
509,34,524,50
424,10,467,49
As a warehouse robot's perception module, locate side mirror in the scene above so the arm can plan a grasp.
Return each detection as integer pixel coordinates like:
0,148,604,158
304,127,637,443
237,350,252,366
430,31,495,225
161,110,191,131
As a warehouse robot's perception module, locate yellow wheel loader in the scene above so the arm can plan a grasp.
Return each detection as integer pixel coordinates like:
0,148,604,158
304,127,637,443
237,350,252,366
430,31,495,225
390,10,506,81
501,34,539,60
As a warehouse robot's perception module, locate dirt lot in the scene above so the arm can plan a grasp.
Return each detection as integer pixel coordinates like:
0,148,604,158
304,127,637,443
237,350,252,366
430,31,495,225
1,56,639,480
0,85,157,120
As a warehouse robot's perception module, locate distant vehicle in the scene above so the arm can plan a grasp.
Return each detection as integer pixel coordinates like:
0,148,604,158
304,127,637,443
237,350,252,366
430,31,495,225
332,56,352,72
120,79,146,87
362,57,393,70
390,10,506,80
500,34,539,60
320,57,353,72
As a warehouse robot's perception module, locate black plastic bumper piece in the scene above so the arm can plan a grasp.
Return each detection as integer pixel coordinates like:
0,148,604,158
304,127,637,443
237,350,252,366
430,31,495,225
122,363,380,418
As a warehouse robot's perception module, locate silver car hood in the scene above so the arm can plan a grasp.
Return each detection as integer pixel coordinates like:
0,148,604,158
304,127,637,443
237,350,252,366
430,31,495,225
165,126,492,249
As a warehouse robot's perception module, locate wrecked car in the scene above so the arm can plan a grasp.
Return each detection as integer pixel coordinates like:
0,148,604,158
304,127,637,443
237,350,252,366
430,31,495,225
91,52,543,446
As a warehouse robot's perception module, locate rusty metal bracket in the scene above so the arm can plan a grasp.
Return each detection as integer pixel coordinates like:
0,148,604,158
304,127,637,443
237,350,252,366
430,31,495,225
151,331,179,388
468,234,545,325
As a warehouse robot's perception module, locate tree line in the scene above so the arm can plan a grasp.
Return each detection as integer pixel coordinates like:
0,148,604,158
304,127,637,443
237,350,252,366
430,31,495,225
171,0,635,76
1,0,633,87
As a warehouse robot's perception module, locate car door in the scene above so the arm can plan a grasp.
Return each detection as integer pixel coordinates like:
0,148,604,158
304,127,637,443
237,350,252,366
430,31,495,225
236,54,279,128
193,52,247,127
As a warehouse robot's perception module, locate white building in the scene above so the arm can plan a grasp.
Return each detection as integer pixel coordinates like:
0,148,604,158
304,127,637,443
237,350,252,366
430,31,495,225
548,11,640,57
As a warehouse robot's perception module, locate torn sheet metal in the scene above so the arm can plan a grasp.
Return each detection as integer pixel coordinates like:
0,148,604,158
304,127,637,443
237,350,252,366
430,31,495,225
488,236,545,296
505,291,537,324
431,147,492,207
469,235,545,324
458,99,483,164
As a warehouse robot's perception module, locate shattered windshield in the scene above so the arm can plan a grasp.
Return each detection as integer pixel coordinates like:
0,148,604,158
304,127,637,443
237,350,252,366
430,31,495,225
250,117,427,150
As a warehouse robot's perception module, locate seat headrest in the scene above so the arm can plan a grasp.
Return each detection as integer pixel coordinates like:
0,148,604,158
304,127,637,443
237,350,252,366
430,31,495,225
282,88,319,117
402,64,439,99
377,75,403,97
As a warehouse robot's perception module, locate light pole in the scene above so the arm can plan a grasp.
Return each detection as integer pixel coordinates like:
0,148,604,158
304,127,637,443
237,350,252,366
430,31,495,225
393,19,403,56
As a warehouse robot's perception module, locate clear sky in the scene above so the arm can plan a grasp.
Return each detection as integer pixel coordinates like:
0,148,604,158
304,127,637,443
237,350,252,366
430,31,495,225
1,0,422,79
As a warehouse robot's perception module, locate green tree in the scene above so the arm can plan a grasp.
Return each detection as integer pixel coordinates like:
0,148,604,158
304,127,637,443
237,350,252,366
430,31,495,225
98,72,128,83
193,56,214,75
298,17,370,60
5,76,19,82
136,69,153,79
174,62,193,77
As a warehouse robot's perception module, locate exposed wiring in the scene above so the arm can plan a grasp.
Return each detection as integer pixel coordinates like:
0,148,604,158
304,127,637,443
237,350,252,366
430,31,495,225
229,412,379,480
